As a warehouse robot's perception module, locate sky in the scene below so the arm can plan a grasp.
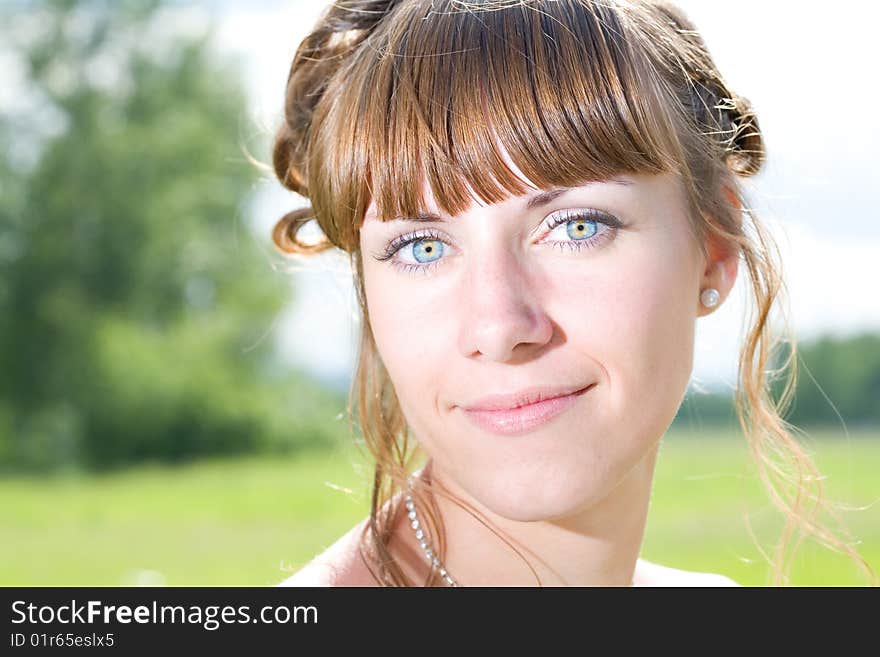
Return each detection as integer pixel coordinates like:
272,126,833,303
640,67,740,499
206,1,880,391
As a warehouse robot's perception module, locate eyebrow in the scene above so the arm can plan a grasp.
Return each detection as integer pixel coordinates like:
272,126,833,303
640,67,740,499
377,178,632,224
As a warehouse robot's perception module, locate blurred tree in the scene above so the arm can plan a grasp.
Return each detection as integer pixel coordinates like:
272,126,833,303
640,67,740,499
671,332,880,432
774,332,880,428
672,388,738,431
0,0,345,471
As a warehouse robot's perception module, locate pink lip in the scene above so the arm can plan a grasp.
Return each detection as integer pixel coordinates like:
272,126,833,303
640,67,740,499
458,384,595,436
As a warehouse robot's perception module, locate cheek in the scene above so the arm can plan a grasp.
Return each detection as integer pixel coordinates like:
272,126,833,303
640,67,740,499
364,272,447,424
571,241,697,431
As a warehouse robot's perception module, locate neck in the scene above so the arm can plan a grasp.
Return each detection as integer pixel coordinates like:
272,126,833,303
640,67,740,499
398,442,661,587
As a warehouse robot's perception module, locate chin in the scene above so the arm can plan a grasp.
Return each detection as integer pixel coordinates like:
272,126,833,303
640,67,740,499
465,464,617,523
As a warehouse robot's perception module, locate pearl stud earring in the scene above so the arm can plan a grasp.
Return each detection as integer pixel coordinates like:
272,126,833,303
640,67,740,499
700,288,720,308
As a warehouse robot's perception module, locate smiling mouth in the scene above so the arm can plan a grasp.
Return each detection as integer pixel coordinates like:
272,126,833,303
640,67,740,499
459,383,595,436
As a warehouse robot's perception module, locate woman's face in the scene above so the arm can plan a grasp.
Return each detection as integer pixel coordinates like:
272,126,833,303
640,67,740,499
359,164,722,522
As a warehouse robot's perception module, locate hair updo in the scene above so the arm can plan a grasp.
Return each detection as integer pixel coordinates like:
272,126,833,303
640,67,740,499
272,0,404,255
270,0,876,586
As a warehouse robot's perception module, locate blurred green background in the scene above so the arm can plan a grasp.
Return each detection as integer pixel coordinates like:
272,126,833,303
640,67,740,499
1,0,877,586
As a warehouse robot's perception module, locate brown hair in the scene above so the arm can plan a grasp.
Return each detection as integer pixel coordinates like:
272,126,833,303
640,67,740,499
270,0,876,586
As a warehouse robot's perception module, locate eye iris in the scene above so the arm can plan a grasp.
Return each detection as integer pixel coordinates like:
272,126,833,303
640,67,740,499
567,219,597,240
413,239,443,263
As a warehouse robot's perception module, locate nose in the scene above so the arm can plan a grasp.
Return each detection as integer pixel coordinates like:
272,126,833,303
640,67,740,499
456,243,554,362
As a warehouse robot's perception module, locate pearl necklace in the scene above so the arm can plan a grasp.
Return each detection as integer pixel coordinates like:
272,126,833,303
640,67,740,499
404,488,460,587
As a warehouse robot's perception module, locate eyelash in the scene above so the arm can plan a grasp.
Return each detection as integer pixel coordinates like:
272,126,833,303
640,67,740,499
372,209,623,275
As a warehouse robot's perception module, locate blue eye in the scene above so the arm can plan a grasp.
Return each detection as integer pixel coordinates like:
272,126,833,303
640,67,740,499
372,209,623,274
372,228,449,275
542,210,622,254
412,239,444,264
561,217,598,240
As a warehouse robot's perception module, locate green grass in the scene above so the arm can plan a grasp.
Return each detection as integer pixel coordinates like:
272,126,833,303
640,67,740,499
643,427,880,586
1,428,877,586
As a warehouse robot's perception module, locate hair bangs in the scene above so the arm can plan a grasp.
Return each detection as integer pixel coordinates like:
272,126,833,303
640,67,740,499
323,0,686,232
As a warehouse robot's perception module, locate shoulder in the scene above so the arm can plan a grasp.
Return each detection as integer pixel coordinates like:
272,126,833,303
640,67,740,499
633,558,740,587
277,517,381,587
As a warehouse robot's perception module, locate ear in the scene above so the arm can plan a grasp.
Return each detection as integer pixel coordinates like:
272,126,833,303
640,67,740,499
696,187,740,317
